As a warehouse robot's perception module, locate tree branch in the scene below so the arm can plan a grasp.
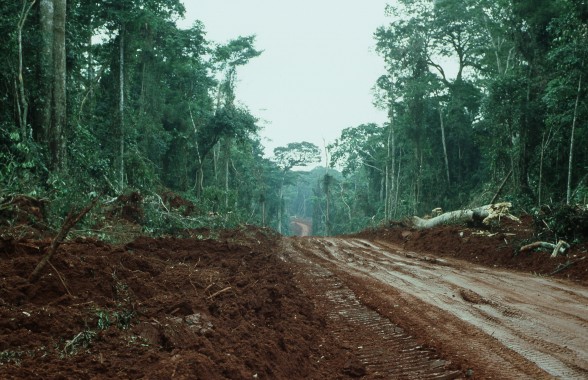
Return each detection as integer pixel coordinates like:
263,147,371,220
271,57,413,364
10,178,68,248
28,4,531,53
29,195,101,282
427,56,449,86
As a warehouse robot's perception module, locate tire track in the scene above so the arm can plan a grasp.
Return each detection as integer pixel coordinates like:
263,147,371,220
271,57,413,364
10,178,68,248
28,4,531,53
289,237,588,379
283,239,461,379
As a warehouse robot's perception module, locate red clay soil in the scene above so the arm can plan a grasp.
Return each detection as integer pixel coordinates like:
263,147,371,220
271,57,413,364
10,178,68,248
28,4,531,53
355,215,588,286
1,195,587,378
0,227,359,379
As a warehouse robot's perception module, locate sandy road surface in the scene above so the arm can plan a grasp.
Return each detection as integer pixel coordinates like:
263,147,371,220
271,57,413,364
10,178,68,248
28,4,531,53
282,237,588,379
292,221,311,237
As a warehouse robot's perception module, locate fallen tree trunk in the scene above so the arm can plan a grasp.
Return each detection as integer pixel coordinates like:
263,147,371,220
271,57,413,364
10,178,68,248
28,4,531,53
413,206,489,229
412,203,519,229
490,169,513,205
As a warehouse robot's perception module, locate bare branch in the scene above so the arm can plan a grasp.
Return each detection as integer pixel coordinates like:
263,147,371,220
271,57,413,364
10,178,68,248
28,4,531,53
29,195,101,282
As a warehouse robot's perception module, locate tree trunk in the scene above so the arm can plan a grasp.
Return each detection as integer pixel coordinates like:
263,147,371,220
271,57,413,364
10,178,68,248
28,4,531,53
439,106,450,187
394,147,402,218
567,74,582,205
39,0,54,144
390,124,396,218
261,198,266,226
277,180,284,234
119,26,125,190
412,205,482,229
412,203,516,229
16,1,35,141
537,129,553,206
384,118,395,220
29,195,100,282
35,0,54,144
539,134,545,206
213,144,219,183
323,173,332,236
490,169,512,205
323,146,331,236
52,0,67,169
412,207,489,229
87,35,93,96
385,162,390,219
413,150,423,215
197,167,204,197
188,107,204,197
517,68,533,197
223,138,231,208
340,182,352,222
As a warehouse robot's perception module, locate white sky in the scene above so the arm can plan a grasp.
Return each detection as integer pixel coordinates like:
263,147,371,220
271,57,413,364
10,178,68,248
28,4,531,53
178,1,390,161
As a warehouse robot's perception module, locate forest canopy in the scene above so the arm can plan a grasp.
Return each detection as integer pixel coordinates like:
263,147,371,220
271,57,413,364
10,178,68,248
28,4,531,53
0,0,586,236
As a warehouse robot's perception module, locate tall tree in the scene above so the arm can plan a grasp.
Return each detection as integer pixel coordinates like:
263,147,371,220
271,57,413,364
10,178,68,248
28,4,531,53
210,36,261,204
544,0,588,204
375,2,442,213
329,123,385,214
53,0,66,169
16,0,35,142
37,0,67,169
273,142,321,233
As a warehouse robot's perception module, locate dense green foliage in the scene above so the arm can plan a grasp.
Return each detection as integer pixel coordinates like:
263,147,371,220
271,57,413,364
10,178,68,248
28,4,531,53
0,1,586,236
294,0,587,235
0,0,285,231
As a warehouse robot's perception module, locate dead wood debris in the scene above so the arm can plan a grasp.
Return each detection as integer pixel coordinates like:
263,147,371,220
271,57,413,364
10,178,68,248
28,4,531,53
207,286,233,300
29,195,101,282
550,257,587,275
520,240,570,258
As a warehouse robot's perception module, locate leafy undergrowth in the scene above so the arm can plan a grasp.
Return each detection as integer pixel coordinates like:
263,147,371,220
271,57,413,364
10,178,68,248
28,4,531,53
354,213,588,286
0,226,358,379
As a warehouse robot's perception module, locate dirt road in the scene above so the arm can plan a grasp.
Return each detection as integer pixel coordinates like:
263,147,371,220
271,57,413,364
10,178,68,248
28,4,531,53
290,219,312,237
283,237,588,379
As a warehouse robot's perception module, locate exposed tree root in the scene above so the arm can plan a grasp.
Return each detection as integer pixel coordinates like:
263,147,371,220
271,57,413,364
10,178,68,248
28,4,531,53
207,286,233,300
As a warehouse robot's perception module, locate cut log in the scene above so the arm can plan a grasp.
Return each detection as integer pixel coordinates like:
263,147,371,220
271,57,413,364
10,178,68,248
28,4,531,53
412,203,519,229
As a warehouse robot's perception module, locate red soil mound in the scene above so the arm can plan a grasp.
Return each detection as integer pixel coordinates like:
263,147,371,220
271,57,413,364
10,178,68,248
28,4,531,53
356,215,588,286
0,226,353,379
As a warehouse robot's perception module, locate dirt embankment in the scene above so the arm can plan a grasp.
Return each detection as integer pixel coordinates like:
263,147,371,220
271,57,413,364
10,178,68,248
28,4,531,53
354,215,588,286
0,227,361,379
